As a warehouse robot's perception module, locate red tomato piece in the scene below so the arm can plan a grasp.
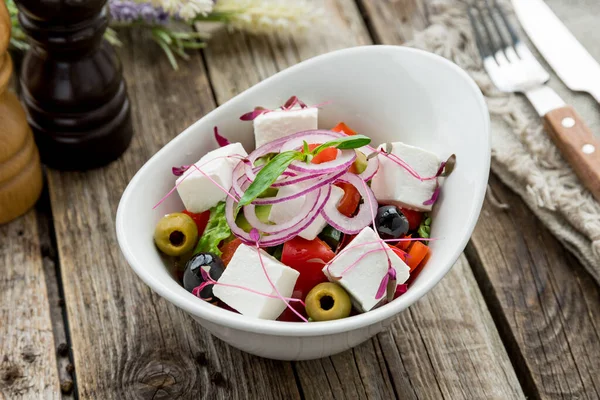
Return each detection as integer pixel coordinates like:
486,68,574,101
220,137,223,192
396,234,413,251
400,208,423,231
277,290,308,322
281,237,335,300
335,182,361,217
307,143,338,164
182,210,211,236
331,122,357,136
219,238,242,267
391,246,408,263
311,147,338,164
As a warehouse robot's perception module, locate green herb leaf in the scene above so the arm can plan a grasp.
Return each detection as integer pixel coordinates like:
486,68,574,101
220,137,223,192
238,151,303,207
418,214,431,239
303,140,310,154
194,202,232,256
311,135,371,154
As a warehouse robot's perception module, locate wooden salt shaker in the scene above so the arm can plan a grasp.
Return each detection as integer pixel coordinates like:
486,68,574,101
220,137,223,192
0,1,43,224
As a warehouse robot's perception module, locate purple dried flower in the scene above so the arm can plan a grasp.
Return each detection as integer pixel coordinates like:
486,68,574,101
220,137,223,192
109,0,170,24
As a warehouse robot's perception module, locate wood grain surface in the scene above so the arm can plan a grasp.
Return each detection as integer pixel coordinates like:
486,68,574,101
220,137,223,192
468,175,600,400
0,210,61,399
3,0,600,398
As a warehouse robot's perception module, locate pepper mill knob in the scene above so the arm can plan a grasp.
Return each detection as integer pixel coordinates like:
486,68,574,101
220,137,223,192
0,1,43,224
15,0,133,170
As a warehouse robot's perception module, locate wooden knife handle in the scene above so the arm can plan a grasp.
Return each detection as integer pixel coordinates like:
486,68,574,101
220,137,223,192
544,105,600,202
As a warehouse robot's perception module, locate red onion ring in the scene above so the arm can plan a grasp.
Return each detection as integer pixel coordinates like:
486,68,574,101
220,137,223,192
321,172,377,234
358,154,379,181
226,184,332,247
243,185,321,233
250,170,345,205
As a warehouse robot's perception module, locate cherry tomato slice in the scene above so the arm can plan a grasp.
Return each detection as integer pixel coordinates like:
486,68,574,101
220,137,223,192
182,210,210,236
281,237,335,300
335,182,361,217
331,122,357,136
400,208,423,231
277,290,307,322
307,143,338,164
219,238,242,267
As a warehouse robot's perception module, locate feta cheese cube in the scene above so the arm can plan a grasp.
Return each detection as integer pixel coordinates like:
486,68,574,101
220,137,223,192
213,244,300,320
322,227,410,312
269,184,344,241
253,107,318,147
176,143,247,213
370,142,440,211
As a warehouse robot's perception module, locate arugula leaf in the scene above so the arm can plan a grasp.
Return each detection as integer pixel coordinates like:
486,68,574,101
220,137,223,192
311,134,371,154
194,202,231,256
238,150,304,207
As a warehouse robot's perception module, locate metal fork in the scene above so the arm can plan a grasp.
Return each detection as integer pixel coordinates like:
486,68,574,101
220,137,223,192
469,0,600,202
468,0,563,115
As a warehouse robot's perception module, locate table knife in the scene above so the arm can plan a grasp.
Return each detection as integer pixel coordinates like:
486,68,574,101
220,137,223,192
512,0,600,200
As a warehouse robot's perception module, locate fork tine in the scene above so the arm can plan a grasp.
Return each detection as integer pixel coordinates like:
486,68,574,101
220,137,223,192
473,4,503,58
483,0,510,51
468,5,492,60
491,0,520,45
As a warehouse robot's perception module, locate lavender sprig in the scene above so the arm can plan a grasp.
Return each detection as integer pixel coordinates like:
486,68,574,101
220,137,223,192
109,1,169,24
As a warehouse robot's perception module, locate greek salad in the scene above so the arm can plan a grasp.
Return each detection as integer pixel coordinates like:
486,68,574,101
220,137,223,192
153,96,455,322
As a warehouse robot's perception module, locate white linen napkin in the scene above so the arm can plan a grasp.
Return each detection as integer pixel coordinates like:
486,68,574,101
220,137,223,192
407,0,600,282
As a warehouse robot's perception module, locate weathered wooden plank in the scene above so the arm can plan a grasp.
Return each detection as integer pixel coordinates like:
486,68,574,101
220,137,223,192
467,175,600,399
379,256,524,399
359,0,600,398
203,1,523,398
0,210,61,399
0,75,61,399
46,29,302,399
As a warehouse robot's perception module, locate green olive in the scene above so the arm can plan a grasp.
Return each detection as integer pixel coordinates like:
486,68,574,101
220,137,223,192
154,213,198,256
305,282,352,321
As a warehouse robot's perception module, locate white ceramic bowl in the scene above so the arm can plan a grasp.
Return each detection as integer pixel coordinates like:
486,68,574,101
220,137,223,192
116,45,490,360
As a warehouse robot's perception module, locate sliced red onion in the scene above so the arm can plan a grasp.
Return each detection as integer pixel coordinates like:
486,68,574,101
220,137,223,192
243,186,321,233
231,162,248,198
358,155,379,181
271,171,337,188
321,172,377,234
251,170,345,205
226,185,331,247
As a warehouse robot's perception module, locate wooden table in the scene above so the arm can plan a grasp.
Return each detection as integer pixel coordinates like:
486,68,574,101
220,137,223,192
2,0,600,399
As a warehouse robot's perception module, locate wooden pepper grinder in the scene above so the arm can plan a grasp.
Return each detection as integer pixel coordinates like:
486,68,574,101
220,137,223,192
15,0,133,170
0,1,43,224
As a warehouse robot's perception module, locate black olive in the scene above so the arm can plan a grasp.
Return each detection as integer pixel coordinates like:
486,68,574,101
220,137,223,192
375,206,409,239
183,252,225,300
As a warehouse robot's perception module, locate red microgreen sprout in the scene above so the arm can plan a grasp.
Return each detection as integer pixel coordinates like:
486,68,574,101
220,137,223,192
214,126,231,147
172,165,190,176
423,185,440,206
240,107,270,121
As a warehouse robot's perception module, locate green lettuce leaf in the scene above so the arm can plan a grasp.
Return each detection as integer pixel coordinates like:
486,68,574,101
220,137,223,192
193,202,232,256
